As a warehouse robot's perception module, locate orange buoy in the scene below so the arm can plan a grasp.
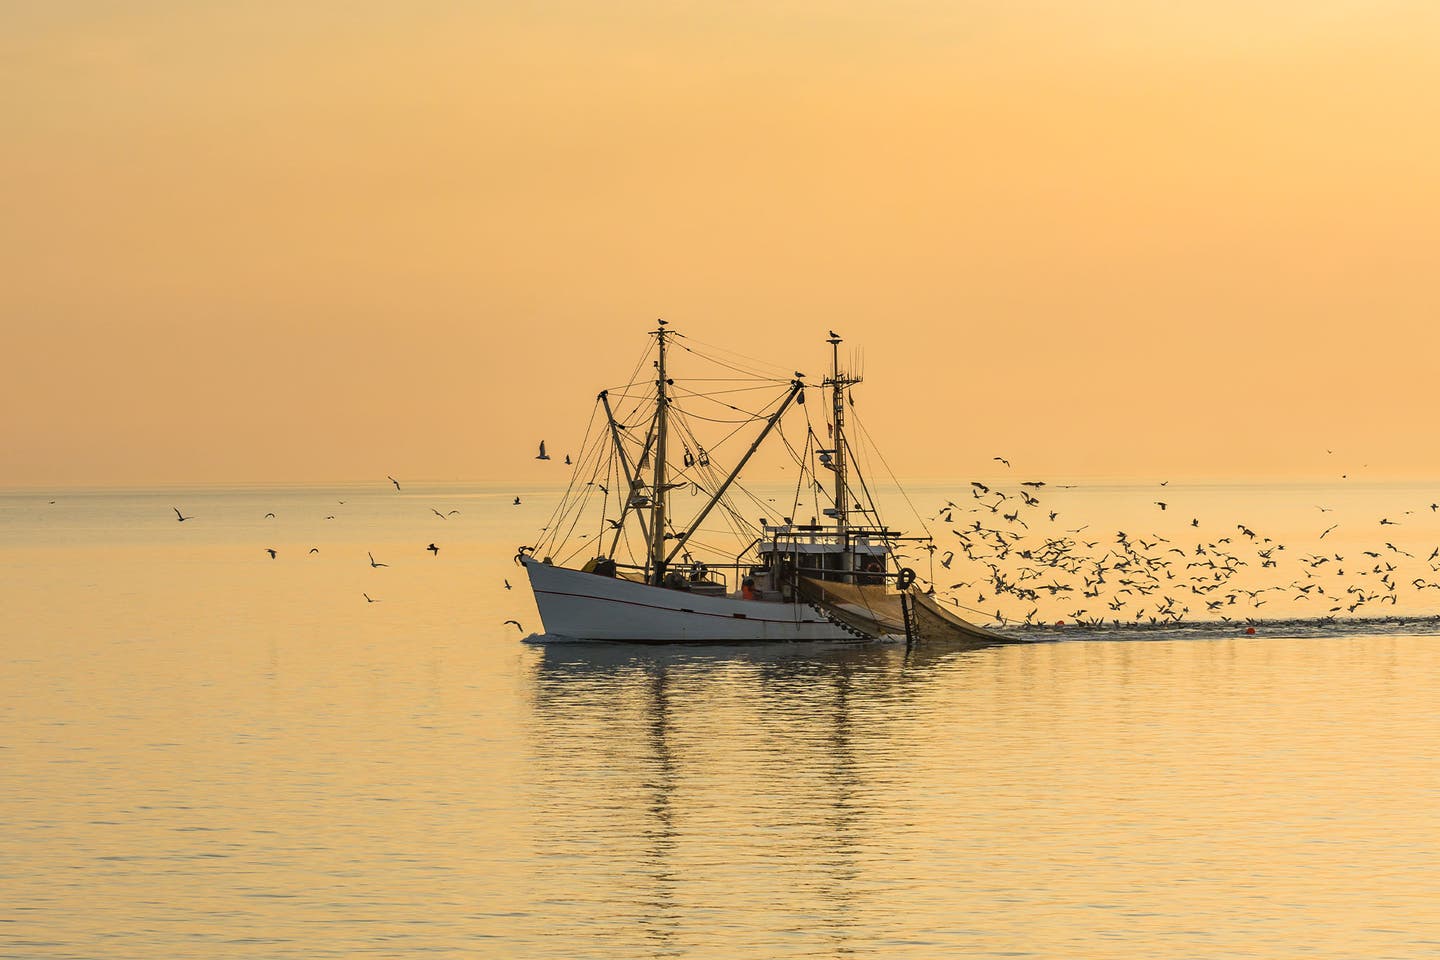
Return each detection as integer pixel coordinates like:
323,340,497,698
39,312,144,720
1245,626,1256,635
1054,620,1065,627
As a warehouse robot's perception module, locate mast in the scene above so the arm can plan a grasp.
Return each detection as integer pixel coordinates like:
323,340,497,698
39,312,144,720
649,320,671,584
825,332,862,580
828,333,849,534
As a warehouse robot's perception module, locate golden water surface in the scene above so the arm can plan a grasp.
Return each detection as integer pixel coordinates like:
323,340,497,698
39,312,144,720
3,483,1438,958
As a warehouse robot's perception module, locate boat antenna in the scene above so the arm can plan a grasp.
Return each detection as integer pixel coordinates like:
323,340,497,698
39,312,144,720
650,319,671,584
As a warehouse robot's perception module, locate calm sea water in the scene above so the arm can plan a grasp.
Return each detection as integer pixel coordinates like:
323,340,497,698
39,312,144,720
4,480,1440,958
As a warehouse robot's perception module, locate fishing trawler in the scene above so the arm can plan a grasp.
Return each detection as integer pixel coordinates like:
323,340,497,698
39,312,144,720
517,322,1004,645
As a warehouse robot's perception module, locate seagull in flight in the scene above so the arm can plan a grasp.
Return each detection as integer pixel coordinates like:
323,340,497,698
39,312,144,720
387,475,401,491
993,457,1010,467
368,551,388,568
266,548,276,558
513,496,521,505
427,543,439,556
536,441,551,461
364,593,380,603
264,512,275,519
504,579,512,590
309,548,320,554
564,454,572,465
503,620,523,632
173,507,194,522
431,508,447,520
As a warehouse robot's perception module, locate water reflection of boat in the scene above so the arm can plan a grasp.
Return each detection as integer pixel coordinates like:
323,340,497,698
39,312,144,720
525,640,983,950
520,323,1006,645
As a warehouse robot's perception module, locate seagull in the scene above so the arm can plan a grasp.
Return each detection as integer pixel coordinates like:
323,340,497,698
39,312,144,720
564,454,572,465
364,593,380,603
387,475,401,490
504,579,512,590
447,509,460,515
427,543,439,556
513,497,521,505
266,548,276,558
368,552,388,568
503,620,523,632
993,457,1010,467
264,512,275,519
1320,524,1338,539
1155,502,1167,511
309,548,319,554
173,507,194,522
431,508,447,520
536,441,551,460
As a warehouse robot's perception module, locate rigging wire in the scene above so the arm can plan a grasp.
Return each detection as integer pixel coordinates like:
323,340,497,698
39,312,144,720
673,331,797,380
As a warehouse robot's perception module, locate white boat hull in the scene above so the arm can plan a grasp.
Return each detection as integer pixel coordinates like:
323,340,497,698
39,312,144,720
522,558,872,643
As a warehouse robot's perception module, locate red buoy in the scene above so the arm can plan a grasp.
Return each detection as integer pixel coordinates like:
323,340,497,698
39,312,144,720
1055,620,1065,627
1245,626,1256,635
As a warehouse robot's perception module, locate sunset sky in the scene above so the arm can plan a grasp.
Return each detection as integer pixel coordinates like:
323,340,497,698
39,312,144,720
4,1,1439,486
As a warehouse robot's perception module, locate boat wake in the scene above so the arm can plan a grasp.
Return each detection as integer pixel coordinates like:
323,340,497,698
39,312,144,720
998,613,1440,644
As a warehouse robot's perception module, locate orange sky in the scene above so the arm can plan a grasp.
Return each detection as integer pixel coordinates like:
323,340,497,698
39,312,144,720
4,2,1439,487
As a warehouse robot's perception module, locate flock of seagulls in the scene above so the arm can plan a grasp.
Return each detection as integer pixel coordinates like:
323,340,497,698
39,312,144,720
920,467,1440,629
159,435,1440,639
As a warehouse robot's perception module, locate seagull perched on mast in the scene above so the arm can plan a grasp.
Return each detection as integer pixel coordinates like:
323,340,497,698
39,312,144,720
536,440,550,460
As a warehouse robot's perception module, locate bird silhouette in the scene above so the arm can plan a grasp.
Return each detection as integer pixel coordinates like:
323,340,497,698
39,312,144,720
431,508,447,520
368,552,388,568
266,548,276,559
503,620,523,632
1155,502,1167,511
173,507,194,522
387,475,401,491
427,543,439,556
536,441,551,460
513,496,521,505
364,593,380,603
447,509,460,515
564,454,572,465
994,457,1010,467
309,547,319,554
264,512,275,519
504,579,512,590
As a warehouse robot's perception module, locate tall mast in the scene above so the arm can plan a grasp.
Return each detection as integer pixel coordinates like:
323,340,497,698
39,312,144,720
827,332,849,534
649,320,671,584
826,332,863,581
